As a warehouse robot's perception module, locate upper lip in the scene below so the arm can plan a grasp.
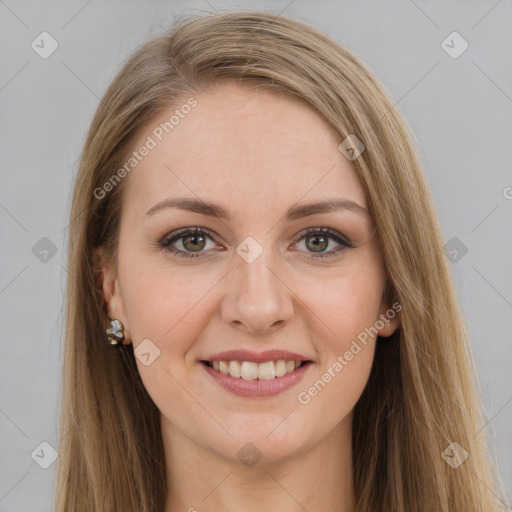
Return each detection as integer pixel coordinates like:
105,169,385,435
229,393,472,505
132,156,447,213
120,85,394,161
203,349,311,363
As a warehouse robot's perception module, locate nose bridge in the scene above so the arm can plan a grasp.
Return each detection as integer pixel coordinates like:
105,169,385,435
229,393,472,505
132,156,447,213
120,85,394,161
221,235,293,333
238,243,275,288
235,237,282,300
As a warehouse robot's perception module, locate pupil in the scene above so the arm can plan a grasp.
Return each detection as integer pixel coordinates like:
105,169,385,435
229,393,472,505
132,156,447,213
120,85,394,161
307,235,327,252
184,234,205,251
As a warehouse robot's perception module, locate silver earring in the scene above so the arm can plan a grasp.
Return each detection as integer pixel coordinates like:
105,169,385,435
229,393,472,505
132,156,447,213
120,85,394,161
106,319,124,345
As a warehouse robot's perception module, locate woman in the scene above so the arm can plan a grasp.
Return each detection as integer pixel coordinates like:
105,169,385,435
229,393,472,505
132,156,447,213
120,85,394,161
55,10,509,512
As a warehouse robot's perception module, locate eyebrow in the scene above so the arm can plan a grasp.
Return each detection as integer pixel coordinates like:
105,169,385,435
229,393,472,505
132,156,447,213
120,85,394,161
144,197,370,221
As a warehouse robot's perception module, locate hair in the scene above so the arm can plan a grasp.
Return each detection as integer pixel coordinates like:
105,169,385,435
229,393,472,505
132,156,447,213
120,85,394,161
56,9,509,512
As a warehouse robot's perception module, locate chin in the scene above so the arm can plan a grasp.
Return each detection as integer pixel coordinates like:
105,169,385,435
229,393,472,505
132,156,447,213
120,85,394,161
210,418,312,464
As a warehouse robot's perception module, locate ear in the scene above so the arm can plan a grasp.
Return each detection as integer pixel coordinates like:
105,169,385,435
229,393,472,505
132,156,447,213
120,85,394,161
376,297,401,338
93,247,131,344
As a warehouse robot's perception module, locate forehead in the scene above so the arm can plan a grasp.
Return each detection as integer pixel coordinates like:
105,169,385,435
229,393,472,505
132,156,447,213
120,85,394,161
121,82,366,222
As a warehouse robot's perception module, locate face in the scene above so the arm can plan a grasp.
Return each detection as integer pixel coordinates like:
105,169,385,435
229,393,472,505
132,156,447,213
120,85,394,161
97,82,398,464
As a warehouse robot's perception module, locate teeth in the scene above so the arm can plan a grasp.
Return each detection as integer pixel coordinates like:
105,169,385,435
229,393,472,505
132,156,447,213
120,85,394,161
275,360,287,377
258,361,275,380
229,360,241,378
209,359,305,379
241,361,258,380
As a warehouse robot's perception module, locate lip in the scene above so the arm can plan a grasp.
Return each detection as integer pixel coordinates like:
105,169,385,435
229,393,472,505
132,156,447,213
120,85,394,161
204,349,311,363
201,359,313,398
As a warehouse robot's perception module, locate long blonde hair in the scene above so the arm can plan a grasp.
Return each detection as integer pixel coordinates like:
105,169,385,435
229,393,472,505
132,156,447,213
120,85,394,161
56,10,509,511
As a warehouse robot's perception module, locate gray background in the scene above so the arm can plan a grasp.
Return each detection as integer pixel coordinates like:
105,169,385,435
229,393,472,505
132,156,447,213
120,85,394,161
1,1,511,510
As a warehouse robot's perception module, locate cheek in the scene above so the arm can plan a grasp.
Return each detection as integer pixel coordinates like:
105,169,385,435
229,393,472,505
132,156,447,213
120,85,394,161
119,245,227,364
118,254,223,414
292,256,384,408
295,339,374,440
294,260,385,349
116,236,384,449
121,238,385,358
294,270,382,417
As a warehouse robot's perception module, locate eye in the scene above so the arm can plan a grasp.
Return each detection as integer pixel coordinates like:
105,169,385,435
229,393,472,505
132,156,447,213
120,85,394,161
159,227,220,259
158,226,354,260
291,227,354,260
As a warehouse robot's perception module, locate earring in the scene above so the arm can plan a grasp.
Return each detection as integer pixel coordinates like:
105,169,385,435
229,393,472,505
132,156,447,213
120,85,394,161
106,319,124,345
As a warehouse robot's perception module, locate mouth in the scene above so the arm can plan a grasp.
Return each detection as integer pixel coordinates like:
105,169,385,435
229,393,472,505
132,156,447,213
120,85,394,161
201,359,311,380
200,358,313,398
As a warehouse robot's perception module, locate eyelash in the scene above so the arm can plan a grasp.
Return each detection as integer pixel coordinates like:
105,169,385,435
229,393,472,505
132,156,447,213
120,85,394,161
158,227,354,260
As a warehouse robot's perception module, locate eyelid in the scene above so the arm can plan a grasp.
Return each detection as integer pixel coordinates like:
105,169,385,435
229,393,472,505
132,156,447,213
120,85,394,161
293,226,354,247
159,226,354,260
160,226,219,246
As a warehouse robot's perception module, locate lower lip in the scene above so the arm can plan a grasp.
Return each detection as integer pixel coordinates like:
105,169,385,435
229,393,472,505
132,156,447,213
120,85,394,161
201,361,313,398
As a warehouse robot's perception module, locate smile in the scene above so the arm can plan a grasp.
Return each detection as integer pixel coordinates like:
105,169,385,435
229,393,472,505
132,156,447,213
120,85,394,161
205,359,305,380
201,359,313,398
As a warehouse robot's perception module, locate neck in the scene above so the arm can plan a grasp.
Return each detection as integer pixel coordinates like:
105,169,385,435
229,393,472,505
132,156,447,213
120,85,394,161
161,414,356,512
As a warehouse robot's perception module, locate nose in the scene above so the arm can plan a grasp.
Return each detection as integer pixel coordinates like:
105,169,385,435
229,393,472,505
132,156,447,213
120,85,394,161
220,247,294,335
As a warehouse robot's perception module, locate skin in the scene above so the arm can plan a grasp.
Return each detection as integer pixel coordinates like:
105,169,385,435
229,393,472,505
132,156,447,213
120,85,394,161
96,82,399,512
